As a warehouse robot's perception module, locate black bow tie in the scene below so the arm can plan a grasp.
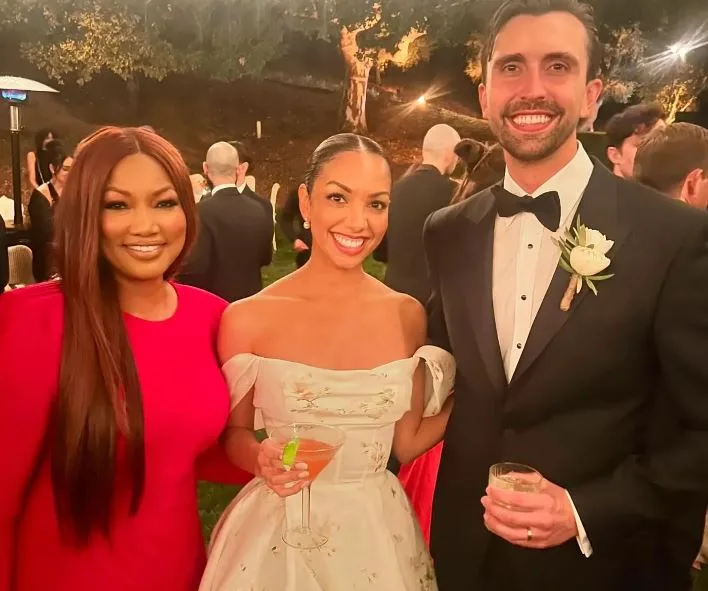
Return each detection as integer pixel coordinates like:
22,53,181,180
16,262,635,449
491,185,561,231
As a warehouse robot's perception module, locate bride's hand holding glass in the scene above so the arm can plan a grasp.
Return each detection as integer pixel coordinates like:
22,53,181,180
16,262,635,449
256,438,309,497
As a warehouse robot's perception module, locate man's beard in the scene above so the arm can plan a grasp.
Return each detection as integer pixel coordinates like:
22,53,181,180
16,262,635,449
490,99,577,163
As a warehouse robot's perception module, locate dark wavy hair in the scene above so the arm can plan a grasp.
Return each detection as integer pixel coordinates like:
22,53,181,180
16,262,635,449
451,139,506,204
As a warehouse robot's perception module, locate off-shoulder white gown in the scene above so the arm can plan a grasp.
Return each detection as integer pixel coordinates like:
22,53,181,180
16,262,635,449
199,345,455,591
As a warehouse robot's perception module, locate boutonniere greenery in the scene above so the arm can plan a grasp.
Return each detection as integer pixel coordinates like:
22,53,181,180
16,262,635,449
553,218,614,311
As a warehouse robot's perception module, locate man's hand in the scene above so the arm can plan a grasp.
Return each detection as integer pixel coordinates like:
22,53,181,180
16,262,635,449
293,239,309,252
481,478,578,549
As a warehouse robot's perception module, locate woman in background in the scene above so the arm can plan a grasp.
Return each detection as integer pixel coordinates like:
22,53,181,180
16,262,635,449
26,128,59,190
28,139,72,282
398,138,505,545
0,126,250,591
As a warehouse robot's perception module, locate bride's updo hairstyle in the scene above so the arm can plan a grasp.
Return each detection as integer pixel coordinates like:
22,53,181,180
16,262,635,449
303,133,388,192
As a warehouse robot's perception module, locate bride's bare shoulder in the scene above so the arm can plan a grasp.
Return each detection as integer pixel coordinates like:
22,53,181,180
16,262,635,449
361,279,426,344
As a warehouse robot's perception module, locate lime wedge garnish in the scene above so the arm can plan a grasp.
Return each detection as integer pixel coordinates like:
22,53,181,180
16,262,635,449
282,437,300,470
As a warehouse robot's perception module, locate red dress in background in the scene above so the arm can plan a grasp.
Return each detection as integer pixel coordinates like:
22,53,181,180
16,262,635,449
398,441,443,545
0,282,251,591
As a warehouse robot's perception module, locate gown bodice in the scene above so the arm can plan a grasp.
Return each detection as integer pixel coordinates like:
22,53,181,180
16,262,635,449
221,345,455,485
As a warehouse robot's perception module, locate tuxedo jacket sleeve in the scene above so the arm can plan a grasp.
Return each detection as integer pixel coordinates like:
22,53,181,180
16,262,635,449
423,212,450,353
570,215,708,548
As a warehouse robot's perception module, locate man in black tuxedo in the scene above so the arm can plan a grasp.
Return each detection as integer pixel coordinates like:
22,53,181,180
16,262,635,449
0,217,8,292
425,2,708,590
374,123,460,305
180,141,273,302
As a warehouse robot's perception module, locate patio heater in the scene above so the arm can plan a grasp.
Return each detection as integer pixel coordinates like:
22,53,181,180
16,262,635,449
0,76,59,227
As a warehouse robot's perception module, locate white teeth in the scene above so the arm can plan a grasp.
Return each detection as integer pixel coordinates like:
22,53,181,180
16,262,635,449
127,245,161,253
512,114,552,126
333,234,364,249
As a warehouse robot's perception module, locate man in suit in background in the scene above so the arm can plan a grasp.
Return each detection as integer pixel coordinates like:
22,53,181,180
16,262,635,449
375,123,460,305
180,141,273,302
426,1,708,590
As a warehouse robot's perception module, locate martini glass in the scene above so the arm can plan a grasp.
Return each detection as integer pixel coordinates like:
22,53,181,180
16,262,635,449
270,423,345,549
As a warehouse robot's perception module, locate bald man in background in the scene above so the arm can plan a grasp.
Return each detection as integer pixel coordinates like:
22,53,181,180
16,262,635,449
375,123,461,305
180,141,273,302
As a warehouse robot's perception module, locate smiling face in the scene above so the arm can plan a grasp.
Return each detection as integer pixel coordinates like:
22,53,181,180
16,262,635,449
101,153,187,284
479,11,602,164
299,150,391,270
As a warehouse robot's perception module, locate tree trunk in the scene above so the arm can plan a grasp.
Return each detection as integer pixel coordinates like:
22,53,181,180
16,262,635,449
338,27,372,134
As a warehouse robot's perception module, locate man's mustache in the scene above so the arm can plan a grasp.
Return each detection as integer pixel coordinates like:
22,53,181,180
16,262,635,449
502,100,564,118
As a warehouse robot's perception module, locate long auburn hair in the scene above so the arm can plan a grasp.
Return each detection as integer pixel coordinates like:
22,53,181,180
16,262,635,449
51,126,196,544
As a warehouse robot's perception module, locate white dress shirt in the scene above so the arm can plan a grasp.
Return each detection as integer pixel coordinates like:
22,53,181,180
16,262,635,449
491,142,594,557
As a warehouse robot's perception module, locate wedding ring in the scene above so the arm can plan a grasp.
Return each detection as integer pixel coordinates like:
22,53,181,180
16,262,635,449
526,528,533,542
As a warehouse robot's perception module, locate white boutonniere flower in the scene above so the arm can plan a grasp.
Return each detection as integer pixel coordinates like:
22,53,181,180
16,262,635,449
553,219,614,311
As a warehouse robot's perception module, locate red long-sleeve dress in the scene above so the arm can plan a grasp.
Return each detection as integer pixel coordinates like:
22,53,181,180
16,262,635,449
0,281,251,591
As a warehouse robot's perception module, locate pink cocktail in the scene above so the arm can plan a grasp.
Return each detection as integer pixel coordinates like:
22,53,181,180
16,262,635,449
270,423,345,549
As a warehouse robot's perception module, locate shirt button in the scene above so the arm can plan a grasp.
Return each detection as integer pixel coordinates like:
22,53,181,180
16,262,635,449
521,295,527,301
516,343,522,349
527,244,533,249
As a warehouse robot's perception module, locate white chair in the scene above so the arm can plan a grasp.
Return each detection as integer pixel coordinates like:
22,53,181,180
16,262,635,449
269,183,280,252
7,244,34,289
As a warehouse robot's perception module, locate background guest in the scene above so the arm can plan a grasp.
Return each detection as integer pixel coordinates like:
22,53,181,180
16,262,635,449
374,123,460,305
26,128,59,190
605,103,666,179
450,139,505,204
634,122,708,210
180,141,273,302
28,139,73,282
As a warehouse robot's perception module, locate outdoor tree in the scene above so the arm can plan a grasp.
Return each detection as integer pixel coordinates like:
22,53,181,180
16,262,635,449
287,0,480,133
168,0,288,81
601,25,647,104
19,0,181,111
648,62,708,123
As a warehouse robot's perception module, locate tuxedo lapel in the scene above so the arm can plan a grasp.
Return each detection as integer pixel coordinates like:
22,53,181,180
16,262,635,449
460,191,508,394
510,162,631,385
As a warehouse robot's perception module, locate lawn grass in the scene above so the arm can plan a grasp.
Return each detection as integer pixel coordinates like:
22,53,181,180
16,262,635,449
197,234,385,539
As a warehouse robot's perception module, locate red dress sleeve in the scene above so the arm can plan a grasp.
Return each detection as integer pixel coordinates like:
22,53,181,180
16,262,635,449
195,445,252,485
0,284,63,588
181,284,253,486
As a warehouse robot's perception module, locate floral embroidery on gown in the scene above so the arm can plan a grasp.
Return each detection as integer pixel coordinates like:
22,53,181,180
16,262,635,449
199,345,455,591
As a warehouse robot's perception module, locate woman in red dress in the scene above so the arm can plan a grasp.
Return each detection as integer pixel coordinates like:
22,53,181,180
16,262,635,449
0,126,250,591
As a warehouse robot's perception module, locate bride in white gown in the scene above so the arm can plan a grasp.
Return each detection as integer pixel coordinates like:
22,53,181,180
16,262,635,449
199,133,455,591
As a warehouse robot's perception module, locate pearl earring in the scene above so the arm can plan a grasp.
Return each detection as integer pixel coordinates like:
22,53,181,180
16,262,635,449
303,220,311,230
